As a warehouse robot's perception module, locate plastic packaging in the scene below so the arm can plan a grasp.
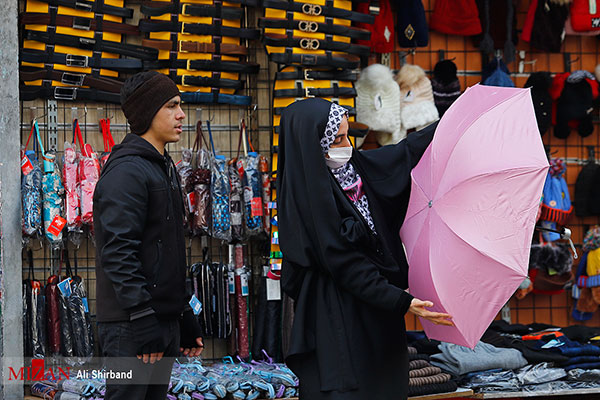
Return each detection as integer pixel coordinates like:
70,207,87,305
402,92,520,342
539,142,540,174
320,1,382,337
22,149,43,238
190,149,212,236
78,151,100,227
229,160,244,242
42,152,65,249
177,148,194,231
211,156,231,241
239,154,262,237
259,156,271,235
516,363,567,385
63,142,81,237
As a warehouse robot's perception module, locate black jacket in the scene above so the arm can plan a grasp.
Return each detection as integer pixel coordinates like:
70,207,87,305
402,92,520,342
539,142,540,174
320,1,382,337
94,134,187,322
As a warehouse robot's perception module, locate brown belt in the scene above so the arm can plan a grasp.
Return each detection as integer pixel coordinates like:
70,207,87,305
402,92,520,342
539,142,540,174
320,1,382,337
19,67,123,93
142,39,248,56
20,12,140,36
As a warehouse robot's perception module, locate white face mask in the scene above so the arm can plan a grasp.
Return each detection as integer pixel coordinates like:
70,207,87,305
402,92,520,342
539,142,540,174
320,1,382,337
326,146,353,169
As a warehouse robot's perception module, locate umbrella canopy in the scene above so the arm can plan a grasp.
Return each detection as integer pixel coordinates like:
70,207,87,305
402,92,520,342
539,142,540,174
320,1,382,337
400,84,549,349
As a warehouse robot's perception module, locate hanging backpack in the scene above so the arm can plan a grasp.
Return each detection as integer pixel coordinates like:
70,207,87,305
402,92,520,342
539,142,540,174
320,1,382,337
21,120,43,239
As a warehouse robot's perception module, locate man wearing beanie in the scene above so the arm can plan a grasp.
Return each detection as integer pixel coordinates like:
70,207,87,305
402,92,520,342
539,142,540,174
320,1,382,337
93,71,203,399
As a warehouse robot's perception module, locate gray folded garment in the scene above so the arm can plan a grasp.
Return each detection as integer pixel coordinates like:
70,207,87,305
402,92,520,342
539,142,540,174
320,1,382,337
410,366,442,378
431,341,528,375
408,346,418,355
409,373,452,387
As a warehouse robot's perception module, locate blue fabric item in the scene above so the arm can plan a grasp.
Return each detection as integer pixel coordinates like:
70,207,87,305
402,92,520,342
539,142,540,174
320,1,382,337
565,362,600,371
572,301,595,321
482,58,514,87
575,253,589,280
536,336,600,357
541,171,571,241
180,92,252,106
562,356,600,366
407,331,428,342
430,341,528,376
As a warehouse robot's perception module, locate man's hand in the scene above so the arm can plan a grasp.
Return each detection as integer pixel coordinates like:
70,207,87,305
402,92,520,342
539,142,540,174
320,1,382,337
409,298,454,326
180,337,204,357
131,313,167,364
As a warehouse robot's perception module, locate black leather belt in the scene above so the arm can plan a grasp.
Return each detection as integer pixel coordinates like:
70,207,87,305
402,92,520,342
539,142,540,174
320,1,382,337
20,85,120,103
273,104,356,116
173,74,244,89
264,33,370,56
146,58,259,74
20,12,140,35
141,2,244,19
181,91,252,105
275,67,358,81
263,0,374,24
273,85,356,98
270,52,360,69
20,66,123,92
33,0,133,18
25,30,158,60
142,39,248,55
20,49,143,72
258,17,371,41
139,20,260,40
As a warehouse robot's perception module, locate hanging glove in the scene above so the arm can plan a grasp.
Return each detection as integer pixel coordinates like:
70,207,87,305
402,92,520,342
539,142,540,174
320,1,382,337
131,313,165,357
179,309,203,349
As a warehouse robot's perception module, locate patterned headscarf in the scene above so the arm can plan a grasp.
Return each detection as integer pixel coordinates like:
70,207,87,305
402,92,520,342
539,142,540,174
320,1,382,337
321,103,377,234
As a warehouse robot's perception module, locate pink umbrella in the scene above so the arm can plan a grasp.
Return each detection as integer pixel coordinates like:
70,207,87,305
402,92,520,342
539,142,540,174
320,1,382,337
400,84,549,349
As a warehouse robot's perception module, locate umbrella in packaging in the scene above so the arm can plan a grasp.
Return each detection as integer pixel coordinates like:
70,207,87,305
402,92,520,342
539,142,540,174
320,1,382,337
62,141,81,239
211,155,232,242
99,118,115,168
400,84,549,348
189,123,213,236
73,119,101,228
21,121,43,239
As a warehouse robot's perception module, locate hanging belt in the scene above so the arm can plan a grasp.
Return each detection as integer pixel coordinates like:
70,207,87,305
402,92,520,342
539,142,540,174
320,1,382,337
20,85,120,103
25,30,158,60
264,33,370,56
20,12,140,35
20,67,123,93
270,52,360,69
32,0,133,18
146,58,259,74
181,91,252,105
20,49,143,72
141,2,244,19
258,17,371,41
273,85,356,98
142,39,248,56
139,20,260,40
275,67,358,81
263,0,374,24
273,104,355,116
173,74,244,89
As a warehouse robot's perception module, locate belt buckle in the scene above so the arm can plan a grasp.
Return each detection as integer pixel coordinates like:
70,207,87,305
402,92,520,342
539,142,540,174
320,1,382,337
301,3,322,16
181,3,190,15
181,75,191,87
74,1,93,12
79,37,96,49
300,54,317,65
303,69,314,80
180,22,187,35
179,41,188,53
186,59,194,70
304,87,315,98
299,38,320,50
54,87,77,101
298,20,318,33
65,54,89,68
61,72,85,86
72,16,91,31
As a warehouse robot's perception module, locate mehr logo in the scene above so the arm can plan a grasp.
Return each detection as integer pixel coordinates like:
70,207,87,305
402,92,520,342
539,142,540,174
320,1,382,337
8,359,70,381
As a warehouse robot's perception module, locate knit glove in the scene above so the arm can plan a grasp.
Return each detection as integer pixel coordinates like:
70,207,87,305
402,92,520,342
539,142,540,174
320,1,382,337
179,309,203,349
131,313,166,356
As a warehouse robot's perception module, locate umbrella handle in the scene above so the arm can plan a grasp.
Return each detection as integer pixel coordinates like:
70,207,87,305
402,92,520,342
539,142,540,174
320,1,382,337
535,226,578,259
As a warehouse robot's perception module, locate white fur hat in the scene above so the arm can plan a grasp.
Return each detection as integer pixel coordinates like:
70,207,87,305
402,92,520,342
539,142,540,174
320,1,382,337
355,64,405,146
396,64,439,131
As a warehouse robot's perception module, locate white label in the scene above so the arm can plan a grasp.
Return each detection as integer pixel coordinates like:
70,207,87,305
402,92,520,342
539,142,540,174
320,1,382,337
58,278,72,298
228,272,235,294
241,273,249,296
189,294,202,315
266,278,281,301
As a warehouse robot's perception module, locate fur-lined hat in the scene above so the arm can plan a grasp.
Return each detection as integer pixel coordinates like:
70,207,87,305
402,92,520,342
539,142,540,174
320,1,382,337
395,64,439,131
355,64,404,146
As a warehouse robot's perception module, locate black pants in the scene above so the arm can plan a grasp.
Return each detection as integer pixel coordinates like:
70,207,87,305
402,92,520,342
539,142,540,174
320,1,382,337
98,319,180,400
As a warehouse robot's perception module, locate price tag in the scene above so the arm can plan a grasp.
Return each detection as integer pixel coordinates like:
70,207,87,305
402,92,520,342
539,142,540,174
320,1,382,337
266,278,281,301
187,192,196,213
21,155,34,175
228,271,235,294
47,215,67,237
82,297,89,313
241,273,249,297
189,295,203,315
58,278,72,298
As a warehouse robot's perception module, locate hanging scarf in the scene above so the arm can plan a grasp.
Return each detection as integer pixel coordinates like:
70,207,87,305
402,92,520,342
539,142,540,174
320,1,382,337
320,103,377,234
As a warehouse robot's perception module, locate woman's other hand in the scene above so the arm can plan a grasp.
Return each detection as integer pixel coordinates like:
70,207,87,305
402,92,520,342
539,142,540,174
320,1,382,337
408,298,454,326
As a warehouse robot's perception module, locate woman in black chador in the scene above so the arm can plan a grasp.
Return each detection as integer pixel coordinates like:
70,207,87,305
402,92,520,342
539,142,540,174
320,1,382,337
276,98,453,400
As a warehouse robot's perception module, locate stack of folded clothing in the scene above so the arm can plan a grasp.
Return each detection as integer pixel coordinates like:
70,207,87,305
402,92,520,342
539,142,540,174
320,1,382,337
407,346,458,397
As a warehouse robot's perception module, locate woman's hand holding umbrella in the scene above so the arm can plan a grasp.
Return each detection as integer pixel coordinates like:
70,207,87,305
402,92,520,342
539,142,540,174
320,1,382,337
408,299,454,326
